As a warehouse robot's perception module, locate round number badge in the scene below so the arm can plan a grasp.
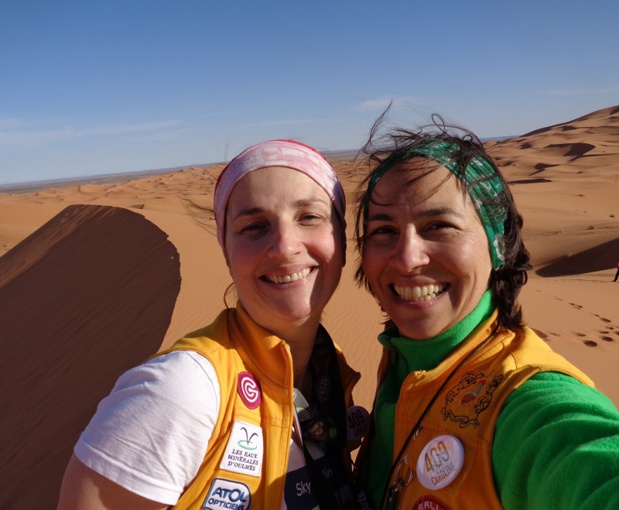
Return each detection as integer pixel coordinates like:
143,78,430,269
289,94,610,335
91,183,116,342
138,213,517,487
416,434,464,490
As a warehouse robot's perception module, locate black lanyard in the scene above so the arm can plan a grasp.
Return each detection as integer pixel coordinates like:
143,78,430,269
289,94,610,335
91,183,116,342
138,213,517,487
293,325,357,509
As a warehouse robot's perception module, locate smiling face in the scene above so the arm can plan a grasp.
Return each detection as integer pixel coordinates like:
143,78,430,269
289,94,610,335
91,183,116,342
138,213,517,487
224,166,344,340
361,160,492,339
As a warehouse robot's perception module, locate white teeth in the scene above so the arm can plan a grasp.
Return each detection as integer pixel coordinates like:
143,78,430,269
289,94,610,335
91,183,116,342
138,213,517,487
266,268,311,284
394,283,445,302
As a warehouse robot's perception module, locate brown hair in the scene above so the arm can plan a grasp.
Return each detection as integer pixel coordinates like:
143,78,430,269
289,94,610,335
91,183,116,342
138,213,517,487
354,113,531,330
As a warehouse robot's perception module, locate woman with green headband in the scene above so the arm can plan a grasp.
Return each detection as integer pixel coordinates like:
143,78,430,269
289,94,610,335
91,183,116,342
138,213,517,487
353,116,619,509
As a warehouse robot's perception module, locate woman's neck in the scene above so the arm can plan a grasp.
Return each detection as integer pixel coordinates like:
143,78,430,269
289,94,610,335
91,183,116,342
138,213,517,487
265,319,319,389
236,302,319,388
381,291,495,374
292,344,314,388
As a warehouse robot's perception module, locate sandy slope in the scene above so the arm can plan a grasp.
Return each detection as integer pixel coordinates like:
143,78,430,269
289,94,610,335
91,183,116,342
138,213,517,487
0,205,180,508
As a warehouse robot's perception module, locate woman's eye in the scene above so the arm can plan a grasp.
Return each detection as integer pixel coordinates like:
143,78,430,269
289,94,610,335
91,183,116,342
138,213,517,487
299,213,324,224
428,221,455,231
367,225,397,238
428,222,448,230
240,222,267,235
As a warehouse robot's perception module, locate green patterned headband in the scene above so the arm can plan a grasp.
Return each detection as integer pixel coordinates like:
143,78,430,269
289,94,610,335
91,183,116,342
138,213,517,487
364,139,507,269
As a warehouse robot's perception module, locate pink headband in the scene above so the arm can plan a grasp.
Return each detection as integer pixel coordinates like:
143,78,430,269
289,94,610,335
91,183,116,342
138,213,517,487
214,139,346,247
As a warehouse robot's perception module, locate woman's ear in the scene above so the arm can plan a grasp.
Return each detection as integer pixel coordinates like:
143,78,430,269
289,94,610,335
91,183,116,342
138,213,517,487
224,251,232,272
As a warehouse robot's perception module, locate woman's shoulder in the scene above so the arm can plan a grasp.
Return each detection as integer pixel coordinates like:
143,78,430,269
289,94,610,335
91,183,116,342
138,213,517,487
75,350,222,502
493,372,619,509
127,350,220,397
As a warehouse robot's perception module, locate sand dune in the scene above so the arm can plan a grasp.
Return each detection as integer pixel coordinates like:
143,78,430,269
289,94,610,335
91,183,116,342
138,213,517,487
0,105,618,508
0,205,181,508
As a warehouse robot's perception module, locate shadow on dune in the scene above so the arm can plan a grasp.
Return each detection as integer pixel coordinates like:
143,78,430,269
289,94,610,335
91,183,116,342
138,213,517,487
0,205,181,509
546,142,595,159
508,178,552,184
536,237,619,277
532,163,558,175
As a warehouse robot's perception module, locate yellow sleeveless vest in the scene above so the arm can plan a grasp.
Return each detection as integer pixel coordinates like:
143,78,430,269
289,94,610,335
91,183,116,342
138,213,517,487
158,306,359,510
379,312,593,510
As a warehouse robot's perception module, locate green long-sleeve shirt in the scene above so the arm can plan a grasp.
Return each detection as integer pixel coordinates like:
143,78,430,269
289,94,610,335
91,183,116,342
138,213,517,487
360,292,619,509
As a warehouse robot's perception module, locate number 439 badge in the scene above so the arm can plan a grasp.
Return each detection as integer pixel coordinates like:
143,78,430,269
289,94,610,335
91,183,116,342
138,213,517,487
416,435,464,490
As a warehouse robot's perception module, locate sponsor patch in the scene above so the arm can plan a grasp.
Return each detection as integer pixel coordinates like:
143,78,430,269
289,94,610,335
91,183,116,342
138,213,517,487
412,495,451,510
202,478,251,510
416,434,464,490
220,421,263,477
237,372,261,409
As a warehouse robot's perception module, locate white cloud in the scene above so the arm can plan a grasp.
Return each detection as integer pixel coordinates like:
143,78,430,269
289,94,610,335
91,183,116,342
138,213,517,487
0,119,185,147
0,118,30,130
540,86,619,97
355,96,421,112
356,96,395,111
239,117,319,128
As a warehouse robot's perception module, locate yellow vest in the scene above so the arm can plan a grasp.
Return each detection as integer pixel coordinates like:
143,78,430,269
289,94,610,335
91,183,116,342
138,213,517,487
378,312,593,510
158,306,360,510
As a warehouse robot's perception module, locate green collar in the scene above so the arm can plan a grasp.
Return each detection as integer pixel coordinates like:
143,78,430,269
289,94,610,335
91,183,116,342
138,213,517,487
378,291,494,377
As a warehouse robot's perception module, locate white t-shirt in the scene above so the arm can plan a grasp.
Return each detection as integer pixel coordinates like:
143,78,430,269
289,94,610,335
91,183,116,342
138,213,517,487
75,351,220,504
75,351,330,508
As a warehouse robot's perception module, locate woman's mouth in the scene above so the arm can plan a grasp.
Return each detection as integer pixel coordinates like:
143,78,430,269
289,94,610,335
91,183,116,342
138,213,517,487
264,267,312,284
393,283,446,302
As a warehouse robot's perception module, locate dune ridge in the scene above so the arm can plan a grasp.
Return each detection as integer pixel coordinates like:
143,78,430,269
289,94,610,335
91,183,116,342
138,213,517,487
0,205,181,508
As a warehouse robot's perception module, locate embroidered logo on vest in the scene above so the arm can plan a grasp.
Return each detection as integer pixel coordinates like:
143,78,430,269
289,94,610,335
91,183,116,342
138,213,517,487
441,370,504,428
220,421,264,477
238,371,262,409
203,478,252,510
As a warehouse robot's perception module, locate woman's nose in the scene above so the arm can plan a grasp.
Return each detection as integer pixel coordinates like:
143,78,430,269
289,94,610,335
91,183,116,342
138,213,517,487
267,222,302,259
391,231,430,272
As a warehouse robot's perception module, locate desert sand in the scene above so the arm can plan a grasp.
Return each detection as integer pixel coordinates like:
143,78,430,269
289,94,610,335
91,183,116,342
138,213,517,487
1,105,618,508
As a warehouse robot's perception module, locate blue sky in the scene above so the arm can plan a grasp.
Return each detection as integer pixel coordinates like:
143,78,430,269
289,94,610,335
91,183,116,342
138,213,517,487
1,0,618,185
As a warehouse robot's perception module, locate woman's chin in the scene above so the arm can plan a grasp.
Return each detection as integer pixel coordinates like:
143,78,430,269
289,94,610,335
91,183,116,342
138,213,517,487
390,313,451,340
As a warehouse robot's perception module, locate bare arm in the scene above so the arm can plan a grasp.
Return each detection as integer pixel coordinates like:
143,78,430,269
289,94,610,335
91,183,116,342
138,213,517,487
57,454,169,510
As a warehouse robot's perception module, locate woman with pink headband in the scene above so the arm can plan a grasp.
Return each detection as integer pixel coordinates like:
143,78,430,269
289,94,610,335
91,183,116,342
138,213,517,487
58,140,364,509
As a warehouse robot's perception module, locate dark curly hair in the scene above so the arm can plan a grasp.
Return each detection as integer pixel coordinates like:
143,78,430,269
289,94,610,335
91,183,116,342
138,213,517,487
354,113,531,330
